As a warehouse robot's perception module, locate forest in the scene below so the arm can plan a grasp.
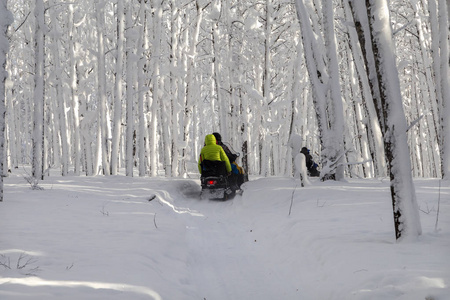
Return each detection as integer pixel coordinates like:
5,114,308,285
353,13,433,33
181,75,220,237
0,0,449,234
0,0,448,179
0,2,449,296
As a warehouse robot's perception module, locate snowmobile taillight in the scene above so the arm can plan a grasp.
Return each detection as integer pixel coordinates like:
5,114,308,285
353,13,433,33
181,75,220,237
208,180,217,186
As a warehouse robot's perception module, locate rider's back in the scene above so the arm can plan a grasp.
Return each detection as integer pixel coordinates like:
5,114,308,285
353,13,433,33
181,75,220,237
198,134,232,174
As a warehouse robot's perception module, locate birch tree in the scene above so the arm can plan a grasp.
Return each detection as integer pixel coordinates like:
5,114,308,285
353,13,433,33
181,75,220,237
68,3,81,176
111,0,125,175
259,0,273,177
125,3,137,177
429,0,450,179
342,0,386,178
321,0,346,180
32,0,45,180
182,0,205,175
150,0,164,176
350,0,421,240
48,0,70,176
437,0,450,180
294,0,346,181
409,0,440,177
0,0,12,201
95,0,110,175
137,0,149,177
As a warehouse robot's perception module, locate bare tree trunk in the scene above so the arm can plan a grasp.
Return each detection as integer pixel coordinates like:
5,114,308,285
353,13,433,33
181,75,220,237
345,0,387,178
125,3,136,177
149,93,157,177
352,0,422,240
321,0,346,180
260,0,272,177
95,0,110,175
152,0,170,176
137,0,148,177
0,0,12,201
147,1,157,177
437,0,450,179
81,103,94,176
111,0,125,175
32,0,45,180
182,0,203,175
5,83,16,171
169,1,179,177
49,1,69,176
212,19,228,140
295,0,347,181
412,2,440,177
346,46,373,178
211,0,230,141
68,4,81,175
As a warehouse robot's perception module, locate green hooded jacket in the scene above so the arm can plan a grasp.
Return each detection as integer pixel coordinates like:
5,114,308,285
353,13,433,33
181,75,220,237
198,134,232,174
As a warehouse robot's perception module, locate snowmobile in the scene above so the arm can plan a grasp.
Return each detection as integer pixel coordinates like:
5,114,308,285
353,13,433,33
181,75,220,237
200,160,236,200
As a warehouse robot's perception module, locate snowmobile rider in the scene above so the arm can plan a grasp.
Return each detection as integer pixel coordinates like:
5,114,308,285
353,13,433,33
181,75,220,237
198,134,232,175
300,147,320,177
212,132,244,189
212,132,237,163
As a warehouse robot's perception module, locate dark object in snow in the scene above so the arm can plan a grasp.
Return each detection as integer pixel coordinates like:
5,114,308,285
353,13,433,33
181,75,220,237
198,134,248,200
301,147,320,177
212,132,247,190
148,195,156,201
200,160,235,200
199,160,247,200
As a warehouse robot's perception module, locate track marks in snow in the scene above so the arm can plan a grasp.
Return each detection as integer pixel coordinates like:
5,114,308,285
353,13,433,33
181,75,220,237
182,198,286,300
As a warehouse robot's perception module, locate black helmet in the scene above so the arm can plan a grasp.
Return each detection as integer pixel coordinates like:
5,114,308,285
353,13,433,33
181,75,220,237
212,132,222,142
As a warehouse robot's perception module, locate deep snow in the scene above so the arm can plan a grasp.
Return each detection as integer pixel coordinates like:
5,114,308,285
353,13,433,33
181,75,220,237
0,169,449,300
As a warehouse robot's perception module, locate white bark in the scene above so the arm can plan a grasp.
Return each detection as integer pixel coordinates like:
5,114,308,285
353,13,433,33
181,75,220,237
5,80,15,170
182,0,203,175
322,0,346,180
137,0,148,177
411,2,440,177
260,0,272,177
295,0,344,181
347,50,373,178
364,0,422,240
68,4,81,175
95,0,110,175
169,1,179,177
49,2,69,176
32,0,45,180
125,3,136,177
437,0,450,179
0,0,12,201
111,0,125,175
346,0,387,177
152,0,169,176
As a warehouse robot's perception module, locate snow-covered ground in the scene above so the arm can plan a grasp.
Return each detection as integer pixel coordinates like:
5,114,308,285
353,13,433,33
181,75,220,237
0,169,449,300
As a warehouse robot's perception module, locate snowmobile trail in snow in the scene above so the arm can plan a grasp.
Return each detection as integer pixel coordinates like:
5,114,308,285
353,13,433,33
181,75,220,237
179,193,287,299
154,178,366,299
2,175,447,299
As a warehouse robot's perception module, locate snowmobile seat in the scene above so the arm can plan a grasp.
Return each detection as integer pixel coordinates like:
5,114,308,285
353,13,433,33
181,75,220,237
201,160,228,178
